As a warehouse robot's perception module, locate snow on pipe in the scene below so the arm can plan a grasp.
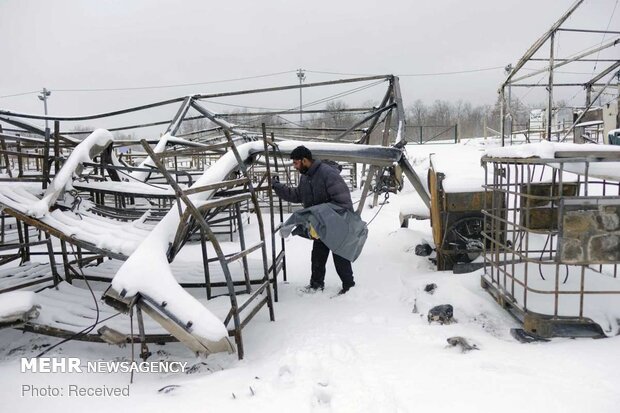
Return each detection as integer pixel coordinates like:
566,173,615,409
27,129,114,218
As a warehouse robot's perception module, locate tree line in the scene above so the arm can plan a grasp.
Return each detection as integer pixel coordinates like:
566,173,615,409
68,97,538,141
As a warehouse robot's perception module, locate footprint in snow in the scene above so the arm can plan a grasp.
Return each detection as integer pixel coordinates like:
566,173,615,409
278,365,294,384
312,382,332,407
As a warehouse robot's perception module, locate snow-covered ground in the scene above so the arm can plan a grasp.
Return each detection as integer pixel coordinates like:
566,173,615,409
0,141,619,412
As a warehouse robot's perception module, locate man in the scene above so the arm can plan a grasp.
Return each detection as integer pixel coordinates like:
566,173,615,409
271,145,356,294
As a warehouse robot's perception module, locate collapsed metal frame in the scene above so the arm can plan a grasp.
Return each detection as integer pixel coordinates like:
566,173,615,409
499,0,620,146
0,75,433,358
481,150,620,337
0,73,424,204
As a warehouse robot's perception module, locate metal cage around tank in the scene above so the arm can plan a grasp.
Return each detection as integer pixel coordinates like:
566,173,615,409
480,150,620,338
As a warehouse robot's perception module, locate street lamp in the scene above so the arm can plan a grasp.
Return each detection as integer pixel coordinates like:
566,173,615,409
297,69,305,125
504,64,513,143
38,88,51,130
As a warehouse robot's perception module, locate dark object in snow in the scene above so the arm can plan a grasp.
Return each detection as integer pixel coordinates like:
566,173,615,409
412,299,418,314
510,328,551,343
446,336,479,352
424,283,437,294
415,243,433,257
185,362,211,375
158,385,181,394
427,304,454,324
452,262,485,274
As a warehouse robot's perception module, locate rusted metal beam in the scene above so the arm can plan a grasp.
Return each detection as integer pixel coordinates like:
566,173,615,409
510,37,620,84
0,206,127,260
333,103,396,141
165,96,193,136
216,108,372,117
585,61,620,87
501,0,584,88
0,97,185,122
0,116,76,144
193,75,390,100
183,177,249,196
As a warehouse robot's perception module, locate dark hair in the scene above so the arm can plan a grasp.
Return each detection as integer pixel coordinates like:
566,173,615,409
290,146,313,161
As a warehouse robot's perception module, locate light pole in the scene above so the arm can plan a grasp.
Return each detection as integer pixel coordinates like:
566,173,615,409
38,88,51,130
37,87,52,188
504,64,513,143
297,69,305,125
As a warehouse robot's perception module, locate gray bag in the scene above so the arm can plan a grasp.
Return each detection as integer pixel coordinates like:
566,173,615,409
280,203,368,262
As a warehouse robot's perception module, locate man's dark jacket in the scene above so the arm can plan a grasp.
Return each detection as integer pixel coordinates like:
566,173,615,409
272,160,353,211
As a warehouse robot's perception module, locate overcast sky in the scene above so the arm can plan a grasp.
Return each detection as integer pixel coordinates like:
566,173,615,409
0,0,618,131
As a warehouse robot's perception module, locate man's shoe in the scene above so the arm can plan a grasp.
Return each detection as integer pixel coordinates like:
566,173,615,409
337,283,355,295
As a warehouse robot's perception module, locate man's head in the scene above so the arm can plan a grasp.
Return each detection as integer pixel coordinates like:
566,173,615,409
290,145,313,174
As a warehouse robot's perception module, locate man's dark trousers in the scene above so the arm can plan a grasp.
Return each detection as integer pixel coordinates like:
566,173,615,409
310,239,354,288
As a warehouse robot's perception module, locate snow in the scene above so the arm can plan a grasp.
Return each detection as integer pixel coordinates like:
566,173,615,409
28,129,113,218
129,133,182,182
398,191,430,220
73,180,180,196
485,140,620,159
0,183,154,256
574,120,603,127
0,291,36,319
485,141,620,180
0,139,619,412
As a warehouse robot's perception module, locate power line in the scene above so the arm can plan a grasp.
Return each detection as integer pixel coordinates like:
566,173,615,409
0,71,297,99
47,70,298,93
592,0,619,75
307,66,505,77
0,90,40,99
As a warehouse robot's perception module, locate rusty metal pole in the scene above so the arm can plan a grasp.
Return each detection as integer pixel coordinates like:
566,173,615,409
546,31,555,141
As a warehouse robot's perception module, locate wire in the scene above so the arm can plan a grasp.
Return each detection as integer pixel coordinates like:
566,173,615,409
298,81,385,110
513,72,547,102
223,80,382,129
592,0,619,75
48,70,298,93
36,244,102,357
36,311,120,357
306,66,504,77
366,192,389,226
0,90,40,99
200,100,287,111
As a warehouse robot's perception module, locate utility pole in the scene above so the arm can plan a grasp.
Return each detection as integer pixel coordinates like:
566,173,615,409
297,69,305,125
546,32,555,141
38,88,51,130
38,88,51,189
616,71,620,130
504,64,513,144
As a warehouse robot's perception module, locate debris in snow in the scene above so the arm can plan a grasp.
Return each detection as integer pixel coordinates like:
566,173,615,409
185,362,212,375
415,243,433,257
412,299,418,314
158,385,181,394
97,326,128,346
446,336,479,352
424,283,437,294
510,328,551,343
427,304,454,324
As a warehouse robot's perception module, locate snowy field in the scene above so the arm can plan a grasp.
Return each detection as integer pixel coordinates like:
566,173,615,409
0,141,619,412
